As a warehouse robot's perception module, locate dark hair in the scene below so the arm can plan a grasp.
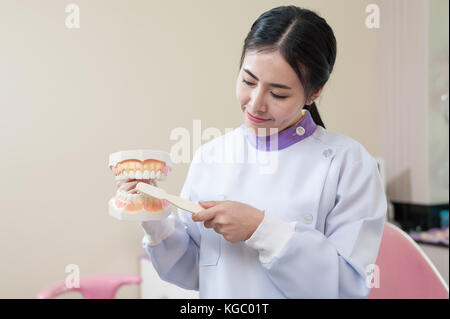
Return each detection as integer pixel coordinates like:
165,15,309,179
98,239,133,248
238,6,337,129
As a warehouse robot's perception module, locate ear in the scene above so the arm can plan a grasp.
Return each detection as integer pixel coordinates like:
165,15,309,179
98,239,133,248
306,86,324,105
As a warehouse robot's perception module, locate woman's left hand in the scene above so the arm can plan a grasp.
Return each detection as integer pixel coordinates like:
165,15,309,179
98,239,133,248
192,200,264,243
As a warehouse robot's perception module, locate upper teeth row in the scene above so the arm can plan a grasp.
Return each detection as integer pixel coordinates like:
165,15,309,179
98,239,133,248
116,169,164,181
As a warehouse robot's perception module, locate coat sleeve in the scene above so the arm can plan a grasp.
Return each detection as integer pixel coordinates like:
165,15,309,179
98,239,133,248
141,153,202,291
245,149,387,298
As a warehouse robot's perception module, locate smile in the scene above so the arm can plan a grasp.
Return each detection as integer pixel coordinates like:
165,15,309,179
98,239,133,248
246,111,271,123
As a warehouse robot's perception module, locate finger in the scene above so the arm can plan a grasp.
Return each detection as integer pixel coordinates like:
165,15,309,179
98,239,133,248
117,178,151,185
116,179,133,188
117,179,134,187
192,208,218,222
119,180,139,191
198,201,220,209
213,226,221,234
204,220,214,229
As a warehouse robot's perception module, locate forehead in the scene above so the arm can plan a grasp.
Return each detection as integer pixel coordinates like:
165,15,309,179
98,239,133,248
242,50,300,85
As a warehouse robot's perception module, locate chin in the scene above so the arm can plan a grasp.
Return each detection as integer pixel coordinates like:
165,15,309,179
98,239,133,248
244,121,270,137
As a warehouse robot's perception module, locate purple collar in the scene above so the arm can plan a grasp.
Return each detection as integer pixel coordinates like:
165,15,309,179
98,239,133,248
243,109,318,151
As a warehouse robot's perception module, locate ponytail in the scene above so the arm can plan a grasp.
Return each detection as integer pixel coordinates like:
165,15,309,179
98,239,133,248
304,102,325,129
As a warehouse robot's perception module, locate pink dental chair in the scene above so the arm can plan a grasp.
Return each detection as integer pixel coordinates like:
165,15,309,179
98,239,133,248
36,274,142,299
368,222,449,299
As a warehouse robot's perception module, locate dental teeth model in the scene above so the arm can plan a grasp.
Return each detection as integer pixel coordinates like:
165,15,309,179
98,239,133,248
108,150,173,221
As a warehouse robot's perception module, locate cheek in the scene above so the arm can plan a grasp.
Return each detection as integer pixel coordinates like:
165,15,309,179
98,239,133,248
235,82,249,104
272,103,299,121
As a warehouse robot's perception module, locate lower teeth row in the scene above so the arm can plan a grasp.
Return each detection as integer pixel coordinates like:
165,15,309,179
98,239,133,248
117,191,154,202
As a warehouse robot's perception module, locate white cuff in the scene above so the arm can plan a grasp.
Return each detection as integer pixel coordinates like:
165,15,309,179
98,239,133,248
244,211,296,264
141,213,176,247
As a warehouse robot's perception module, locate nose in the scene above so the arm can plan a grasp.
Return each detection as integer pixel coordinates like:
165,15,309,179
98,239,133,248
249,87,268,114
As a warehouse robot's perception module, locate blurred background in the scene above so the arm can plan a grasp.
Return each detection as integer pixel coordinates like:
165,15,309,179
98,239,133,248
0,0,448,298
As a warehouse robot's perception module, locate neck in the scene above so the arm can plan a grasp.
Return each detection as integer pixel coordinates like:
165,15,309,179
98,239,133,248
284,109,306,131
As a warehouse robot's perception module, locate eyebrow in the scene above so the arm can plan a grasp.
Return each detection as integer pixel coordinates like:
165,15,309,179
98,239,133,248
243,68,292,90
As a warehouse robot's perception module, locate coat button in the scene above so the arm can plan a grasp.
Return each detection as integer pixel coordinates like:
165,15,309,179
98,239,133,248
323,148,333,158
303,213,313,224
295,126,306,136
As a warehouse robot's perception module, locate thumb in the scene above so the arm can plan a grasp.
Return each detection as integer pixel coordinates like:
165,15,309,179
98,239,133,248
198,201,219,209
192,207,217,222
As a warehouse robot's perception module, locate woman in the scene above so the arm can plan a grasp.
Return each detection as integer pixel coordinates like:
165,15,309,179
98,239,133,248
120,5,386,298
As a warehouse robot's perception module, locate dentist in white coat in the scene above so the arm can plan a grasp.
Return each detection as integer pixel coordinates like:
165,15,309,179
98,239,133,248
123,6,387,298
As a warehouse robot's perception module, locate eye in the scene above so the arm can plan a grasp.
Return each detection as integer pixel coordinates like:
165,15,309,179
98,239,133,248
242,79,288,99
270,92,288,99
242,79,255,86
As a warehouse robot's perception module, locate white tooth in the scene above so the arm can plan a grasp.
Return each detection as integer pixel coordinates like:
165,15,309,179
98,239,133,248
128,170,135,179
143,170,150,179
135,170,143,179
156,170,161,179
132,194,139,202
123,171,128,179
150,170,156,179
127,193,132,202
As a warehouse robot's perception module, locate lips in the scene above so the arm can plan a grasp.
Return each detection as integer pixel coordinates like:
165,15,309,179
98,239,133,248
246,111,270,123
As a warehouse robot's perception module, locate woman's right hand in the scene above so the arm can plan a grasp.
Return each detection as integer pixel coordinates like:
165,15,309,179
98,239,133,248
117,179,175,246
121,179,175,246
116,178,155,194
116,179,140,194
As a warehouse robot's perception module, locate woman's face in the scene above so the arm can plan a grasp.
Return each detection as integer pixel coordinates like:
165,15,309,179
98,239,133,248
236,50,314,136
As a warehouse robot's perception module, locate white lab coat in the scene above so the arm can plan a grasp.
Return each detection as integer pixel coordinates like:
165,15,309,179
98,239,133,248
141,120,387,299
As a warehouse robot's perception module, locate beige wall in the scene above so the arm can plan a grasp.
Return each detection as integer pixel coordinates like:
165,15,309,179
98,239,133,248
0,0,380,298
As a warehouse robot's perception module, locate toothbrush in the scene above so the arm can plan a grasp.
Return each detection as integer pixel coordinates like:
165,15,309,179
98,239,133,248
136,182,204,214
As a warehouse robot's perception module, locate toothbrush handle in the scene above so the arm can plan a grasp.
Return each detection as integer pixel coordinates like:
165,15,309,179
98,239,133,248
165,193,204,214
